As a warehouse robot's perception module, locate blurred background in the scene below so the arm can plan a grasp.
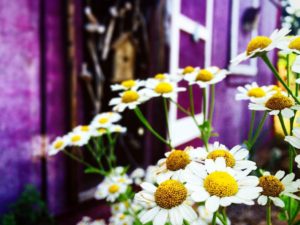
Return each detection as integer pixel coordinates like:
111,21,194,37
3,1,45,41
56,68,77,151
0,0,299,224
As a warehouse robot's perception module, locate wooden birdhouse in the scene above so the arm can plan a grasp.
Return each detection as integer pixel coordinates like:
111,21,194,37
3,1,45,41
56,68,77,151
112,33,136,82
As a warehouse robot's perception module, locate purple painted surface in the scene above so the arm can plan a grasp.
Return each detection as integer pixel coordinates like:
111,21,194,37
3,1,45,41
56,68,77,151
0,0,41,213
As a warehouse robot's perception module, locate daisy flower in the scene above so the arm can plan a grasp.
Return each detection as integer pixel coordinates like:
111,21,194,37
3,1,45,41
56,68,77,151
186,157,262,213
145,165,159,183
73,125,94,134
279,36,300,55
249,92,300,118
231,28,290,65
111,79,145,91
235,82,276,101
155,147,204,183
67,131,90,147
197,142,257,171
109,124,127,134
91,112,121,128
48,136,69,156
135,179,197,225
111,201,130,215
191,206,225,225
257,171,300,208
149,73,181,83
130,168,145,185
109,89,149,112
285,127,300,149
178,66,200,80
143,79,186,101
109,213,134,225
184,66,229,88
95,179,127,202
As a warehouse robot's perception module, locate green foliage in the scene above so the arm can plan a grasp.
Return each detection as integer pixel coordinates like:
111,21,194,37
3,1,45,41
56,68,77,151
1,185,55,225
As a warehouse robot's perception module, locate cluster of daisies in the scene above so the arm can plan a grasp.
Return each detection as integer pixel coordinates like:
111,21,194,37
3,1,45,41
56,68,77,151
48,112,126,156
109,66,229,112
134,143,300,225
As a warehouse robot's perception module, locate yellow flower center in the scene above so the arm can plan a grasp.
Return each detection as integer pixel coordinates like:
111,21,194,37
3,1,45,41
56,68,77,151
196,69,214,82
154,73,166,80
154,180,187,209
80,125,90,132
118,178,126,183
119,214,126,220
246,36,272,55
121,79,136,88
204,171,239,197
97,128,107,134
271,85,281,92
121,90,140,103
54,140,64,149
98,117,109,124
108,184,120,194
265,93,294,110
288,37,300,51
248,87,266,98
259,175,285,197
71,135,81,142
207,150,236,168
183,66,195,74
154,82,173,94
166,150,191,171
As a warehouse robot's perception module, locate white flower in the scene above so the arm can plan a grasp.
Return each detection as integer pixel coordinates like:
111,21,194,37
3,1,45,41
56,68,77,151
135,180,197,225
235,82,276,101
249,92,300,118
111,79,145,92
95,179,127,202
296,155,300,168
145,165,159,183
148,73,182,83
285,127,300,149
73,125,94,134
48,136,68,156
109,124,127,134
91,112,121,128
197,142,257,171
109,213,134,225
231,28,290,65
178,66,200,80
67,131,90,147
191,206,225,225
143,79,186,101
155,146,204,183
109,89,149,112
111,201,130,215
186,157,262,213
278,36,300,55
77,217,106,225
184,66,228,88
130,168,145,185
257,171,300,208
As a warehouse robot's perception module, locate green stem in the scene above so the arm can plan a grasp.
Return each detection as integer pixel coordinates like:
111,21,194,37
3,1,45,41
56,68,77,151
248,111,256,141
248,111,268,151
203,88,207,120
278,113,288,136
212,212,217,225
163,98,172,146
170,99,191,116
189,86,195,116
261,54,300,104
209,85,215,124
267,200,272,225
134,107,172,148
287,54,290,96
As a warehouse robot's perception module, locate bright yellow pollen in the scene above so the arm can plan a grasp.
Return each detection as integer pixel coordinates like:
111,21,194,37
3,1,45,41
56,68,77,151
166,150,191,171
80,125,90,132
108,184,120,194
154,180,187,209
207,150,236,168
54,140,64,149
71,135,81,142
154,82,173,94
248,87,266,98
121,79,136,88
183,66,195,74
154,73,166,80
196,69,214,82
204,171,238,197
98,117,109,124
246,36,272,55
288,37,300,51
121,90,139,103
265,93,294,110
259,175,285,197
